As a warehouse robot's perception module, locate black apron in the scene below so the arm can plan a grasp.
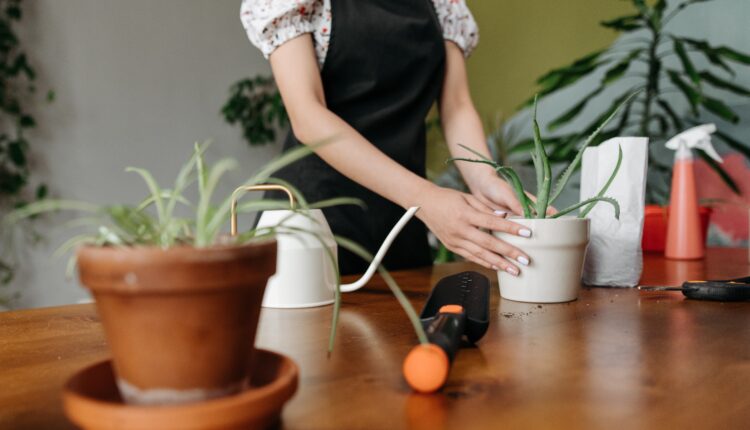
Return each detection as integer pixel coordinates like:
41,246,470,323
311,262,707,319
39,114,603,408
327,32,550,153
272,0,446,275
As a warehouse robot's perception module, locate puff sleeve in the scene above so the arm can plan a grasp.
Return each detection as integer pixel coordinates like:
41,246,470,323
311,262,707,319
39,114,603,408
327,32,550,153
432,0,480,57
239,0,320,59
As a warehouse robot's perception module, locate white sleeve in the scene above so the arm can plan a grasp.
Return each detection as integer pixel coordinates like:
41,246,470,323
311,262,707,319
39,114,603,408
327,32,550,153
432,0,480,57
240,0,318,59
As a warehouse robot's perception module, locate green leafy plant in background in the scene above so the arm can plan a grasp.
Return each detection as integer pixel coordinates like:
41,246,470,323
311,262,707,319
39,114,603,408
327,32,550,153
515,0,750,204
0,0,53,300
453,95,633,219
4,141,427,351
222,75,287,146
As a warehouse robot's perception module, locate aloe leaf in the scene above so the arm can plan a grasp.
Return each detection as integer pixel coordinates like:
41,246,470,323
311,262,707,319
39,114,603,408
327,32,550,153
165,142,206,219
667,70,700,116
554,196,620,219
495,167,534,218
137,191,191,213
205,143,323,244
532,96,551,218
448,157,499,169
125,167,166,224
249,141,321,185
699,71,750,96
53,234,96,259
457,143,493,162
195,158,239,247
262,177,310,208
333,234,428,347
309,197,366,210
236,199,294,213
104,205,158,243
549,90,640,204
579,145,623,218
449,155,532,217
673,38,701,85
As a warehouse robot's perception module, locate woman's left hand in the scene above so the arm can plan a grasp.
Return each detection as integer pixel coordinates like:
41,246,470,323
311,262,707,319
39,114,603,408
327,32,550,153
468,172,557,217
468,172,524,216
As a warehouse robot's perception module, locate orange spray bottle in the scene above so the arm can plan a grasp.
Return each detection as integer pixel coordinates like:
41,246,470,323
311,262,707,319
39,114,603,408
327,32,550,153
665,124,722,260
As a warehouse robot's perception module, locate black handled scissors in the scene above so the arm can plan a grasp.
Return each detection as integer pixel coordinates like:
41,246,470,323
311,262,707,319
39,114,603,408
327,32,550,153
639,276,750,301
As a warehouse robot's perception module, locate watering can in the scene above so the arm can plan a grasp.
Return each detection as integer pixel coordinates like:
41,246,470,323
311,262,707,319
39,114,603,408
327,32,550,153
231,185,419,308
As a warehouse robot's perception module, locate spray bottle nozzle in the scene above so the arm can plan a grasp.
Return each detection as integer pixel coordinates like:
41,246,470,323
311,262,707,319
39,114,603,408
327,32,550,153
665,124,723,163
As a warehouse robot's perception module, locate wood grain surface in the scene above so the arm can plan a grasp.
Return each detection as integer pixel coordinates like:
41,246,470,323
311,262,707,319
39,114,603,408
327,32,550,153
1,248,749,429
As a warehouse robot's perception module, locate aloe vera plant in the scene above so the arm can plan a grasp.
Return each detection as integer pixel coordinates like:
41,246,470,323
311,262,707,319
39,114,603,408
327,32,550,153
3,141,428,351
452,94,633,219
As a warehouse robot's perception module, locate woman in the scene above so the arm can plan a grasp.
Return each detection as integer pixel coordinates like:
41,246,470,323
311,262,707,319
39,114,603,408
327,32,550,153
240,0,533,276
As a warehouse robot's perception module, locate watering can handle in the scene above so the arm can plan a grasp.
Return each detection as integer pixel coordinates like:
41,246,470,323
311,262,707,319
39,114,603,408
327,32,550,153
340,206,420,293
230,184,295,236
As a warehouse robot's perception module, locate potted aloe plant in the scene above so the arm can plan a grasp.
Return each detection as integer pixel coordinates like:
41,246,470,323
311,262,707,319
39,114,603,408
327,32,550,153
3,142,308,405
452,95,634,303
5,141,429,405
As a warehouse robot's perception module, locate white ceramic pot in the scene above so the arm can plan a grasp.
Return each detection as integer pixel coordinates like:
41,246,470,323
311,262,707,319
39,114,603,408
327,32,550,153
494,217,590,303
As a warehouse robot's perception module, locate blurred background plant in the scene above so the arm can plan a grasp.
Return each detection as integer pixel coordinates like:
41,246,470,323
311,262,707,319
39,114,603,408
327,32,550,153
0,0,53,305
221,75,287,147
513,0,750,204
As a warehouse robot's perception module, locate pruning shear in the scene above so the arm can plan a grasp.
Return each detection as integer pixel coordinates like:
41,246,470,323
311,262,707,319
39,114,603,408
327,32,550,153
638,276,750,302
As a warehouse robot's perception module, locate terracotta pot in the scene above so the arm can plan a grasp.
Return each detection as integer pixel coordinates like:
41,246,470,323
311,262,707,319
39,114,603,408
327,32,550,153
76,240,276,405
642,205,712,252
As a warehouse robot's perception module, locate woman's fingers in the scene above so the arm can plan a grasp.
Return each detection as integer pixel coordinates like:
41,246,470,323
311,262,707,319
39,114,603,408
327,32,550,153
451,246,493,270
457,240,521,276
469,211,532,238
464,228,530,269
464,194,495,215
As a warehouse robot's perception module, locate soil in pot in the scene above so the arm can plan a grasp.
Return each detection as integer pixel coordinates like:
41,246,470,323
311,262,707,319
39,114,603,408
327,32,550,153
494,218,589,303
76,240,276,405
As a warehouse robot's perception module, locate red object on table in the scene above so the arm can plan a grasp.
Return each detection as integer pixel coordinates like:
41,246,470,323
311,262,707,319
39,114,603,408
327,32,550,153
642,205,712,252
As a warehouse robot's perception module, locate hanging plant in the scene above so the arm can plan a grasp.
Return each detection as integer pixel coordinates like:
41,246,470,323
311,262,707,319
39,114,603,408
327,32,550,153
0,0,51,298
515,0,750,204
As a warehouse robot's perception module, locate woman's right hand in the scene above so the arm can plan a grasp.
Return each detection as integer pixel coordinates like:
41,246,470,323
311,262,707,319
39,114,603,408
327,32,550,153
415,184,533,275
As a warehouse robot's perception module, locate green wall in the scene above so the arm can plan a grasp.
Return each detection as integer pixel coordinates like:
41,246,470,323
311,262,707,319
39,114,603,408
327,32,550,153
466,0,632,117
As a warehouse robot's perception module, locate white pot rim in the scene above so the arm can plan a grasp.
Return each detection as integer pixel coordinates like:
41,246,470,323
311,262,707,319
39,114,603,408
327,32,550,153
506,216,589,222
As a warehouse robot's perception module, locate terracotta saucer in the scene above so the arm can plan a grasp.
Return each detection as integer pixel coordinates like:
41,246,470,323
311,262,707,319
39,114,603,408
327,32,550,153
63,349,298,430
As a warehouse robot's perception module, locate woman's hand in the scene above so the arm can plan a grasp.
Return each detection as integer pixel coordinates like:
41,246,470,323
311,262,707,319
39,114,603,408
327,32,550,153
467,171,558,217
414,183,532,275
468,171,525,216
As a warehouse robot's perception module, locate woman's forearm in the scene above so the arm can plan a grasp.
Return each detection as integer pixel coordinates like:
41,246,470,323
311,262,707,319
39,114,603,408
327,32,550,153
441,101,495,192
291,103,436,209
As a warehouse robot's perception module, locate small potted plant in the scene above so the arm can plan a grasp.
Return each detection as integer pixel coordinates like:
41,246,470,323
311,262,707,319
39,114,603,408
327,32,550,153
4,142,312,405
6,141,430,406
452,95,632,303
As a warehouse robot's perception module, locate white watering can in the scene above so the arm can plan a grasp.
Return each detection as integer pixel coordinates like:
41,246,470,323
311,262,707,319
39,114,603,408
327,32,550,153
231,185,419,308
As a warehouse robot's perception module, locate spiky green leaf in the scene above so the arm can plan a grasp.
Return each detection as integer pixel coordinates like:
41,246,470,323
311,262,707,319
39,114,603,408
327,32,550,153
579,145,623,218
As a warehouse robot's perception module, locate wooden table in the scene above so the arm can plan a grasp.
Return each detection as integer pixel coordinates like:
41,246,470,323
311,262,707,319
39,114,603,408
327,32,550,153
2,248,749,429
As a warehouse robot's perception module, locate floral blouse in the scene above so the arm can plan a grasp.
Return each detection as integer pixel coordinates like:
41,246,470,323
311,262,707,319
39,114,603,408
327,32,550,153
240,0,479,68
